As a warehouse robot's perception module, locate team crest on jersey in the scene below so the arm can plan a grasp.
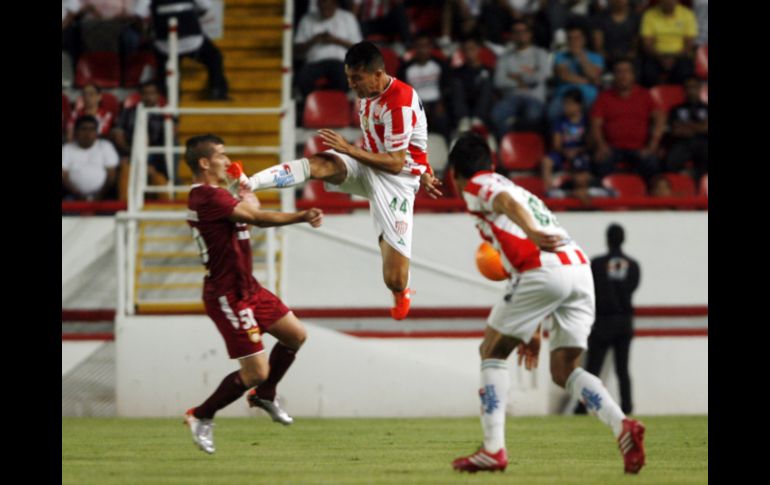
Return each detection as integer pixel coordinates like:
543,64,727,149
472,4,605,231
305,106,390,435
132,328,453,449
247,328,261,343
395,221,408,235
372,104,383,120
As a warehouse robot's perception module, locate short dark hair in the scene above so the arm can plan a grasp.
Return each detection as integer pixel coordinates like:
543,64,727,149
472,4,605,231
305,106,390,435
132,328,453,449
82,83,101,93
607,223,625,249
139,80,160,92
344,41,385,72
185,134,224,176
511,19,530,31
563,88,584,105
612,57,635,71
74,115,99,130
448,132,493,179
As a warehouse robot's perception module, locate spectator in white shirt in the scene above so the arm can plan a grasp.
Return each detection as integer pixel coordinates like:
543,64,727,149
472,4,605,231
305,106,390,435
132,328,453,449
62,115,119,201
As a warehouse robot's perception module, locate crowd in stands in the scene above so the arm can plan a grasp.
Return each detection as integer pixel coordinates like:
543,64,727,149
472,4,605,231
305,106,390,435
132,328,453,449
293,0,708,203
62,0,210,201
62,0,708,206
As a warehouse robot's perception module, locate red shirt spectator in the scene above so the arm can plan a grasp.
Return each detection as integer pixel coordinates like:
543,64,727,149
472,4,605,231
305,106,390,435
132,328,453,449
66,83,115,141
590,85,656,150
589,59,665,181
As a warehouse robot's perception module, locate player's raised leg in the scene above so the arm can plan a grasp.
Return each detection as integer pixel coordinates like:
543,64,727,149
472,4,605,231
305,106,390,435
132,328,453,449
553,347,646,474
186,352,269,454
452,326,519,473
247,312,307,425
244,152,349,191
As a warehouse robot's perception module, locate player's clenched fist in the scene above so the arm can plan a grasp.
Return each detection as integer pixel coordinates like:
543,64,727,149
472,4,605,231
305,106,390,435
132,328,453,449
303,208,323,227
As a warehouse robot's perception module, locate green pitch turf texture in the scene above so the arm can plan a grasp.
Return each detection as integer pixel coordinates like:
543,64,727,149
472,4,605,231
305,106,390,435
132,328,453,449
62,415,707,484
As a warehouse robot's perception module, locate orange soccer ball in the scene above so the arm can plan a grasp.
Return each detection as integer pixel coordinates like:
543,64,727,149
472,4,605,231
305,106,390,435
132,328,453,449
475,242,510,281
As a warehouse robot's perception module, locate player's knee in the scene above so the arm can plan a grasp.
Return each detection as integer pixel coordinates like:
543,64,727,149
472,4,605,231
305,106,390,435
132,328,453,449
287,327,307,350
241,366,269,388
308,154,341,179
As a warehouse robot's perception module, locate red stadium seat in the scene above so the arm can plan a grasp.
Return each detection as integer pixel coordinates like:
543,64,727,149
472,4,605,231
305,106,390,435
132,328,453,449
301,180,352,214
302,135,332,158
450,46,497,70
442,166,461,199
406,6,442,36
302,90,351,128
650,84,685,115
661,172,696,197
379,47,401,77
511,175,546,198
602,174,647,197
699,173,708,197
75,52,121,88
695,44,708,80
350,98,360,127
123,51,157,87
74,91,120,118
498,132,545,171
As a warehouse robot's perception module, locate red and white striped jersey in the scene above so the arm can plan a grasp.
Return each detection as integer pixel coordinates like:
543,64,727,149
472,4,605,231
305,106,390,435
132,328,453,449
357,76,430,176
463,171,588,274
353,0,399,22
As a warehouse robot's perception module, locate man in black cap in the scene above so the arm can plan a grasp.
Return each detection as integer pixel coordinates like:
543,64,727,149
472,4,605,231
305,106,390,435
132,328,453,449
576,223,640,415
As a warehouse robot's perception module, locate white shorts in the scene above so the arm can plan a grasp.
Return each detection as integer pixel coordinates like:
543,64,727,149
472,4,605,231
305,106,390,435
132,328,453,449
322,149,420,259
487,264,596,350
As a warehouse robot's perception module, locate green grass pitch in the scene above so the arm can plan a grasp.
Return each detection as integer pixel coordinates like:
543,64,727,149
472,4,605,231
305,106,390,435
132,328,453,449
62,415,707,484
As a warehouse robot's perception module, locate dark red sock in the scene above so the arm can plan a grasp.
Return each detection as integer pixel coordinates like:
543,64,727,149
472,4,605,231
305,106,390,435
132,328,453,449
193,370,247,420
255,343,297,401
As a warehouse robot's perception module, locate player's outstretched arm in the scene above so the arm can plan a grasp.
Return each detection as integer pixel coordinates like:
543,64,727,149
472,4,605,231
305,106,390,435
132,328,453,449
492,192,564,252
318,129,406,174
230,200,323,228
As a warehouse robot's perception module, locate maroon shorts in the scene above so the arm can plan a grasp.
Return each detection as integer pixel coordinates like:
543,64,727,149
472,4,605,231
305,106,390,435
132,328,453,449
204,287,291,359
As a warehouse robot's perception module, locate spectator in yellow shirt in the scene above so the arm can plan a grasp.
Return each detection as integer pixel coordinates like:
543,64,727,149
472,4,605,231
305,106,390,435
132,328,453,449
639,0,697,87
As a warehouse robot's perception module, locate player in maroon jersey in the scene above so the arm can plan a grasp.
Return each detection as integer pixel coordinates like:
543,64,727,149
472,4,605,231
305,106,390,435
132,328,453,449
182,134,323,454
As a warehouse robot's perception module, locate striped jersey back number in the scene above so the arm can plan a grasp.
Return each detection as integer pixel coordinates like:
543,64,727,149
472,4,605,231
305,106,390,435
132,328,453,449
527,195,560,227
190,226,209,265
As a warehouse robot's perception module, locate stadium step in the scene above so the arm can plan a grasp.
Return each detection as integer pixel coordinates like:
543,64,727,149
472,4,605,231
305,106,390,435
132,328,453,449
132,219,282,308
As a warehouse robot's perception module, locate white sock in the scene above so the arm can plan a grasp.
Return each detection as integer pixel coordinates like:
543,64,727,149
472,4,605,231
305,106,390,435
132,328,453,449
566,367,626,438
480,359,509,453
247,158,310,191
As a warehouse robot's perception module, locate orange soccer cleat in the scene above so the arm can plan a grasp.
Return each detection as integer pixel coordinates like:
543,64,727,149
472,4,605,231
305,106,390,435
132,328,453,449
390,288,412,320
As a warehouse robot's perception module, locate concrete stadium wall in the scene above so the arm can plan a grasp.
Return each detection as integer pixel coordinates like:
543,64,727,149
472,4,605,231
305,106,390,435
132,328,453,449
63,211,707,309
115,316,707,417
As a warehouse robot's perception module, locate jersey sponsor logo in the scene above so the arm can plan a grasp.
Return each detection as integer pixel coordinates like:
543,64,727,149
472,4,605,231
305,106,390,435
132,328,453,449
395,221,408,235
479,385,499,414
608,257,630,280
397,237,405,246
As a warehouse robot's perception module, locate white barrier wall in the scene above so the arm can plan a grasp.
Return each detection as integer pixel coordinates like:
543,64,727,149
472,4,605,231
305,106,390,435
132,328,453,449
115,316,707,417
283,211,708,308
62,212,707,309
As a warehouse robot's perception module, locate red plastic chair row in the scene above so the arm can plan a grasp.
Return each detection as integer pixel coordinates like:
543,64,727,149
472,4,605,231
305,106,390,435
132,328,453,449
75,51,157,89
